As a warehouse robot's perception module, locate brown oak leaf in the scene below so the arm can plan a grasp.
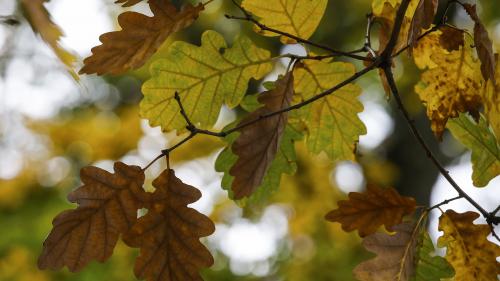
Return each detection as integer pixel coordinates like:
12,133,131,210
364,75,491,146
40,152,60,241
325,185,416,237
229,73,294,199
408,0,438,48
79,0,204,75
123,169,215,281
439,26,464,52
38,162,148,272
353,221,420,281
464,4,496,84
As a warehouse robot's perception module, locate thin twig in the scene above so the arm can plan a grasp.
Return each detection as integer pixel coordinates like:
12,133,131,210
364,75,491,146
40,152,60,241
428,196,463,211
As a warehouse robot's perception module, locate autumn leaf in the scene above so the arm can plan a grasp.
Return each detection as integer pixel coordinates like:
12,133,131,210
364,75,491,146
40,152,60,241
292,59,366,162
438,210,500,281
38,162,148,272
123,169,215,281
463,4,496,85
484,54,500,139
415,45,484,138
115,0,143,7
372,0,399,16
412,31,444,69
141,30,273,133
438,26,464,52
447,114,500,187
241,0,327,43
375,1,417,54
408,0,438,48
223,73,295,199
354,218,454,281
20,0,77,79
80,0,204,75
325,185,416,237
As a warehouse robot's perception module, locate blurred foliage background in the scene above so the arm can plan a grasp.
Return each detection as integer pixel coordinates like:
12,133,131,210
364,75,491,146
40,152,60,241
0,0,499,280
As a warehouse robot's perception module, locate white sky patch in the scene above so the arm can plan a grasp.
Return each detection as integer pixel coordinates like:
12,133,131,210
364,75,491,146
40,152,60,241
358,100,394,150
279,44,307,67
429,153,500,244
332,161,365,193
47,0,113,57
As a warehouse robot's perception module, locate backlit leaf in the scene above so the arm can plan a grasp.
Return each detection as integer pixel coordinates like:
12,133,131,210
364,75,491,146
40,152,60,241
241,0,328,43
229,73,294,199
141,30,273,133
438,210,500,281
123,169,215,281
80,0,204,75
354,218,454,281
38,162,148,272
353,221,420,281
293,59,366,161
21,0,77,79
464,4,496,84
415,45,483,138
447,114,500,187
439,26,464,52
325,185,416,237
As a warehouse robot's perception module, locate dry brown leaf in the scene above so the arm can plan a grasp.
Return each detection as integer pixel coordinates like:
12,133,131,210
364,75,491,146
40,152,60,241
353,221,420,281
38,162,148,272
464,4,496,84
20,0,77,79
325,185,416,237
80,0,204,75
115,0,143,7
408,0,438,48
438,210,500,281
229,73,294,199
439,26,464,52
123,169,215,281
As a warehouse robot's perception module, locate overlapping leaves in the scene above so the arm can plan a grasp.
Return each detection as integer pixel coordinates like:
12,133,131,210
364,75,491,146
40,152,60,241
141,30,273,133
38,163,214,281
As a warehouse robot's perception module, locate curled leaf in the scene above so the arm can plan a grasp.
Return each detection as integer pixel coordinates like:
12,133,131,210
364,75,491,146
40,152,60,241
80,0,204,75
123,169,215,281
38,162,147,272
325,185,416,237
408,0,438,48
439,26,464,52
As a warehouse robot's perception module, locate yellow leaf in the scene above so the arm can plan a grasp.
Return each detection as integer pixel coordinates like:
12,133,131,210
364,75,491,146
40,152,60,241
484,54,500,139
141,30,273,133
20,0,77,79
241,0,328,43
292,59,366,161
80,0,204,75
438,210,500,281
415,45,484,139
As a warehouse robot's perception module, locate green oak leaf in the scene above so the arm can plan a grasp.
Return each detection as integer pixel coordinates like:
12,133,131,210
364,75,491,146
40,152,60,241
141,30,273,133
215,94,302,205
292,59,366,162
412,231,455,281
447,114,500,187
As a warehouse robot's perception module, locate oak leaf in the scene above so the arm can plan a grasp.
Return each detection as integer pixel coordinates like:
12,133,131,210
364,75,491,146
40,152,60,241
438,26,464,52
80,0,204,75
415,45,484,138
325,185,416,237
228,73,294,199
354,219,454,281
463,4,496,84
241,0,327,43
292,59,366,161
123,169,215,281
141,30,273,133
412,31,445,69
408,0,438,48
20,0,77,79
447,114,500,187
38,162,148,272
438,210,500,281
484,54,500,139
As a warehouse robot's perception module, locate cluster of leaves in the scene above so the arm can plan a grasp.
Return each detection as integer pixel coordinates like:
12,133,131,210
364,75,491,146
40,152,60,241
26,0,500,280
